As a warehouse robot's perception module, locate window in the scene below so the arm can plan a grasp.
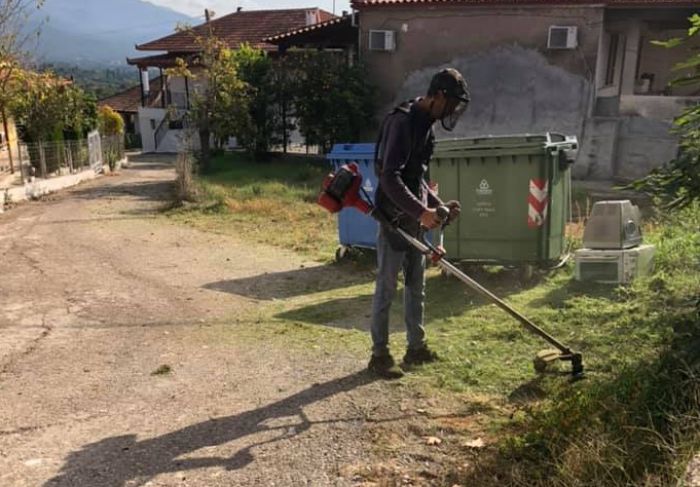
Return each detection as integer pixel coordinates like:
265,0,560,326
605,33,620,86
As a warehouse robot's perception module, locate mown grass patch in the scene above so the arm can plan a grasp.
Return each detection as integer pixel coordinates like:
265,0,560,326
167,151,700,485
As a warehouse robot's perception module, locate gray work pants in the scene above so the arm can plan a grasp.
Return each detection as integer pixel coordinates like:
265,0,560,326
370,225,427,357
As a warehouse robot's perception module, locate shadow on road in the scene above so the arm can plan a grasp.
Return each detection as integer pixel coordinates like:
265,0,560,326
271,267,539,332
126,153,177,166
204,263,375,300
70,180,174,203
45,371,382,487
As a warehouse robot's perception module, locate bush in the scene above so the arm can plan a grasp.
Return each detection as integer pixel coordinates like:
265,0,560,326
459,204,700,487
233,44,282,157
125,133,142,150
628,15,700,209
98,105,124,136
291,51,376,153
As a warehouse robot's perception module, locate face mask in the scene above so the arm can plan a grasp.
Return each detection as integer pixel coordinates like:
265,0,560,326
440,98,469,132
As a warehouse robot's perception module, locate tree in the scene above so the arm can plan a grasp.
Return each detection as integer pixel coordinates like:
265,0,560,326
292,51,376,153
629,14,700,209
168,25,251,172
0,0,44,62
10,71,97,173
1,1,45,174
232,44,283,157
11,71,95,142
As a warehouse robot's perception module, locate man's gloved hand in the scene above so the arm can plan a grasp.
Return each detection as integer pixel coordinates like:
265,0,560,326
419,208,442,229
446,200,461,223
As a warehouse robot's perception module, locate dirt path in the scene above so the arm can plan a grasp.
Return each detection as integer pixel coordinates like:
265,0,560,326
0,155,476,487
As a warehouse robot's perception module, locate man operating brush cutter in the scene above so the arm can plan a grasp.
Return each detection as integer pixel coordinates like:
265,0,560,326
367,68,470,379
318,71,584,381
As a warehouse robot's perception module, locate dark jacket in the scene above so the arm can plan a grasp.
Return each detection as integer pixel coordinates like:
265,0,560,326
375,100,442,237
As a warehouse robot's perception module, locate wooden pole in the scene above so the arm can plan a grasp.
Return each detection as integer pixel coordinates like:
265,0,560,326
1,108,14,174
139,68,145,107
39,142,47,178
17,141,24,184
160,68,166,108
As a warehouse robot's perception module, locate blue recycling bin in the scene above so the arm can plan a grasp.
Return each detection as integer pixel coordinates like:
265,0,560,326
327,143,378,250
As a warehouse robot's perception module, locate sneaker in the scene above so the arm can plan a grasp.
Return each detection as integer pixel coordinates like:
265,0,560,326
368,354,404,379
403,345,439,366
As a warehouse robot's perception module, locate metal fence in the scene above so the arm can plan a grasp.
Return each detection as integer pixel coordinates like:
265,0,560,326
0,134,124,186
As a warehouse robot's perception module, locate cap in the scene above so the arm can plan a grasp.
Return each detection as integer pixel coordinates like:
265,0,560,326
428,68,470,103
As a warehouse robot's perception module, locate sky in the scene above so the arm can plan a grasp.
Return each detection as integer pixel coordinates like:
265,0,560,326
146,0,352,18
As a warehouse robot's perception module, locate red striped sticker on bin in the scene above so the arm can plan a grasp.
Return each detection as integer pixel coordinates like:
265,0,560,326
528,179,549,228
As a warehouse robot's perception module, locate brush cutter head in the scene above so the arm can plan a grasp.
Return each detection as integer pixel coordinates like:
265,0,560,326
534,349,585,380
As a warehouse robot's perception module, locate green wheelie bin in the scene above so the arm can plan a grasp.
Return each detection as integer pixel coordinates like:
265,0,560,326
430,133,578,273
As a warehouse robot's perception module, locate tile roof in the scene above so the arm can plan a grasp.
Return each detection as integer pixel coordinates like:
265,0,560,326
98,77,163,114
264,14,351,43
352,0,698,6
126,53,191,68
136,8,336,53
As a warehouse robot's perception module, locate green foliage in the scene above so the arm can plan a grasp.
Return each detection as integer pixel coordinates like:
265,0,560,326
629,14,700,209
228,49,376,156
458,204,700,487
104,148,120,172
10,71,97,142
291,51,376,153
125,133,142,150
232,44,283,157
63,88,98,139
98,105,124,136
168,26,251,171
42,64,138,99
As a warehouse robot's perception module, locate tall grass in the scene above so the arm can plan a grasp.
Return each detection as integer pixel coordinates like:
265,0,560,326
457,203,700,487
168,152,339,259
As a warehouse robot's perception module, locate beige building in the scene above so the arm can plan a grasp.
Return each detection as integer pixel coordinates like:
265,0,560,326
351,0,700,181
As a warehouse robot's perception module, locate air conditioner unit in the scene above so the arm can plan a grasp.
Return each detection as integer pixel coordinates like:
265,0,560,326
548,26,578,49
369,30,396,51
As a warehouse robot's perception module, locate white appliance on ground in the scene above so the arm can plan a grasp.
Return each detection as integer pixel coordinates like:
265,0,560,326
575,200,655,284
575,245,656,284
583,200,643,249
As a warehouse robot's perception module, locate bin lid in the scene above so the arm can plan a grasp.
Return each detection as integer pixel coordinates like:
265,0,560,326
433,133,577,158
328,143,376,157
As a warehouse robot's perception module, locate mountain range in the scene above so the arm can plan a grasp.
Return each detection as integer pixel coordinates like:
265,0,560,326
27,0,197,66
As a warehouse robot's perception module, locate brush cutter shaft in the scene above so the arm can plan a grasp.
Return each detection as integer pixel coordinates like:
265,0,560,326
392,226,569,352
436,259,571,354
